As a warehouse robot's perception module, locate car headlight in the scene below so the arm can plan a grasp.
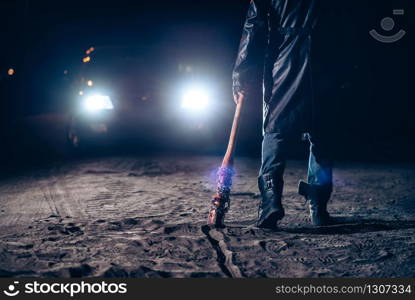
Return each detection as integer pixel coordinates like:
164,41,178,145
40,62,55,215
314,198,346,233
83,94,114,111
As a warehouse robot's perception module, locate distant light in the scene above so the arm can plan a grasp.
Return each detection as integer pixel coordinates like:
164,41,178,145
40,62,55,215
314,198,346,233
181,87,210,110
83,56,91,63
86,46,95,55
63,70,69,75
79,90,84,96
87,80,93,87
178,64,193,73
7,68,15,76
83,94,114,111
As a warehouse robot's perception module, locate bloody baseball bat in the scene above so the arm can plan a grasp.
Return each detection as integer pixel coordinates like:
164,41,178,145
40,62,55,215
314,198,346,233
208,93,245,227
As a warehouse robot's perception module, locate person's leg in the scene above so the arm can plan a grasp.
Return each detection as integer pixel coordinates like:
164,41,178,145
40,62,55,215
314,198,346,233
307,134,332,187
257,132,287,228
299,133,333,225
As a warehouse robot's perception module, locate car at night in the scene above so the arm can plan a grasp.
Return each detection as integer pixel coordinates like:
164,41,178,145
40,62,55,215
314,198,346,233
67,45,230,152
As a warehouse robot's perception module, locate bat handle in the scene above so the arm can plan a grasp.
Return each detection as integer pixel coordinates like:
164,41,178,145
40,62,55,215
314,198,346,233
207,94,245,227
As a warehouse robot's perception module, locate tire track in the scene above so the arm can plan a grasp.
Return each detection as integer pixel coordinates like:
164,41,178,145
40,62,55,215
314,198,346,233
41,166,85,218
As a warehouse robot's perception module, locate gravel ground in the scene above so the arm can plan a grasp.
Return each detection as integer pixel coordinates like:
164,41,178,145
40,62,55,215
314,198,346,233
0,155,414,277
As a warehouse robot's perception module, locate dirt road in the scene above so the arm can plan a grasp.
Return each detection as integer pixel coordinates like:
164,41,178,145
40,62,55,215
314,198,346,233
0,155,414,277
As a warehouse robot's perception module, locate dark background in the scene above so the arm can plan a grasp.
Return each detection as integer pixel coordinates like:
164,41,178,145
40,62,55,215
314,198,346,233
0,0,413,169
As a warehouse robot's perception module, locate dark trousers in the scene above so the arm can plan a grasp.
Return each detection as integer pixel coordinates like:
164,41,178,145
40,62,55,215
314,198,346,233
259,133,332,187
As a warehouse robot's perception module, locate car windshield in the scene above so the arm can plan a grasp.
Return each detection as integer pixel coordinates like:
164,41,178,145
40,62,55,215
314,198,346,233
82,47,164,79
75,46,218,104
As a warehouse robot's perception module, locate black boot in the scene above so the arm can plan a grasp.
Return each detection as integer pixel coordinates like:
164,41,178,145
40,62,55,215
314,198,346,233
257,173,285,229
298,180,332,226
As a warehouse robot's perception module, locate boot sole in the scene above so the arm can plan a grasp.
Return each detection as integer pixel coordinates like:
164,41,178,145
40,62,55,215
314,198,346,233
257,211,284,229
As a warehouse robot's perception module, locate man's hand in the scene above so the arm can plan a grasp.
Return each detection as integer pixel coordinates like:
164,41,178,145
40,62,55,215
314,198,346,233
233,91,245,105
